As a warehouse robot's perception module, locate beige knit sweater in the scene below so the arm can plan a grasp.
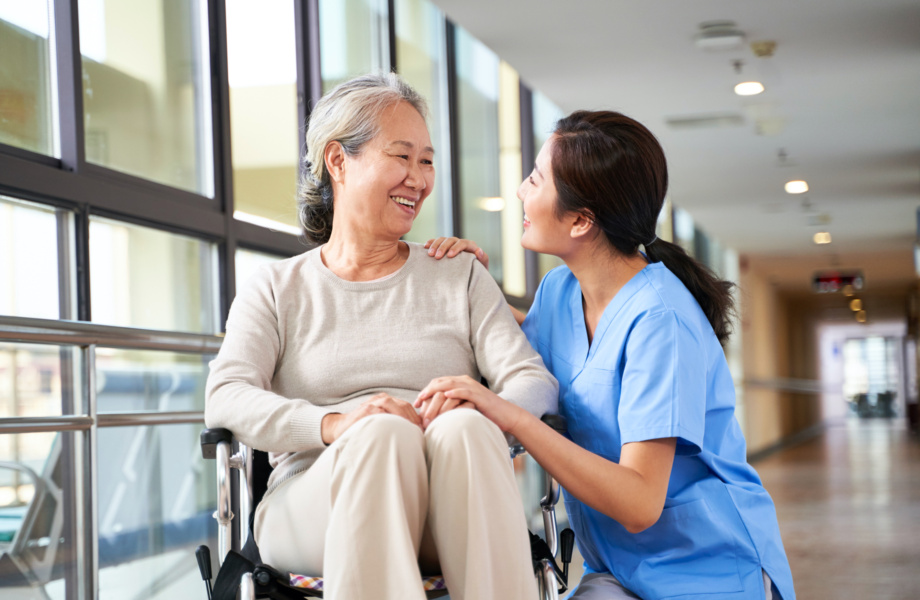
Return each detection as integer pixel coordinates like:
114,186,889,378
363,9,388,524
205,242,558,491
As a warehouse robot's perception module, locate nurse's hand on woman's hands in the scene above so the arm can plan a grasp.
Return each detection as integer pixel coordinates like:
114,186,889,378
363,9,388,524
321,393,422,445
416,375,526,434
415,389,473,429
425,237,489,270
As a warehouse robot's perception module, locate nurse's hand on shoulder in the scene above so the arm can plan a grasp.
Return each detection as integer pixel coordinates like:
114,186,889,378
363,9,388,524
416,375,526,434
321,393,422,444
425,237,489,270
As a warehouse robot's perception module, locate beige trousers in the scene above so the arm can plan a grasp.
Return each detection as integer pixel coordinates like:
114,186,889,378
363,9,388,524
254,410,538,600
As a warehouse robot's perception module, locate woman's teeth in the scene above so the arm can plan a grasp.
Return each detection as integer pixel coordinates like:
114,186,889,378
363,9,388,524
392,196,416,207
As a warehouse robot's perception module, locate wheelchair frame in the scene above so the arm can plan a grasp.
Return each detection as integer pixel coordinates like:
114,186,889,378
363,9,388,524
198,415,573,600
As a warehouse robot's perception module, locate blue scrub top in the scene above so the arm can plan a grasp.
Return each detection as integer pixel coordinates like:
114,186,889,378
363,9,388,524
523,263,795,600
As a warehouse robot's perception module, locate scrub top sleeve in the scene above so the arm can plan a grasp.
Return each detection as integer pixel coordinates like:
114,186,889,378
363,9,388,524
618,310,706,455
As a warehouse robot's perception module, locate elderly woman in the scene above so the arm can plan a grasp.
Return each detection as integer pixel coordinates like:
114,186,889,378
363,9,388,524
204,73,558,600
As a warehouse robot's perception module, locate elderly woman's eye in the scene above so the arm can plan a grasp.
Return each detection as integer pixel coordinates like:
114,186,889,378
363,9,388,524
421,159,433,165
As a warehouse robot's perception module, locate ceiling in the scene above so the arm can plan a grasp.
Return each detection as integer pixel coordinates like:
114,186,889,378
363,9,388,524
429,0,920,286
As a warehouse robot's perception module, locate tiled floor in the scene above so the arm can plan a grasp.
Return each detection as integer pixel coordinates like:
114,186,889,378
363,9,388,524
754,418,920,600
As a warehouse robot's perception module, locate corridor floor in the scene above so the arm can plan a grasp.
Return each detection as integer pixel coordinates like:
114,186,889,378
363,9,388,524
754,418,920,600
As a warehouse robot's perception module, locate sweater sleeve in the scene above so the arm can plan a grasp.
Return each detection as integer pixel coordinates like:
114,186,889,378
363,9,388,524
204,268,338,453
467,261,559,417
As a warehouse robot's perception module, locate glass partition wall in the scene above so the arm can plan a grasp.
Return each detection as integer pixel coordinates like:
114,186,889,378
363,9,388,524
0,0,585,596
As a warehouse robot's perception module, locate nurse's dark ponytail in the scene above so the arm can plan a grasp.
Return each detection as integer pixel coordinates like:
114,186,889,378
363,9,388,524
551,111,736,344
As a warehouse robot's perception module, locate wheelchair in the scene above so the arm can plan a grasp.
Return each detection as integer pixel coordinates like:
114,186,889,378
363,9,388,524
195,414,574,600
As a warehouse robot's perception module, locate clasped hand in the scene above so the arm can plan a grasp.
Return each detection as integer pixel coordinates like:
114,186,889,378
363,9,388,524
321,376,523,444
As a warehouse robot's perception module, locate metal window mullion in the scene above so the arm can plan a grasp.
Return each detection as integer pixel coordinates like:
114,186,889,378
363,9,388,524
445,20,462,239
296,0,323,137
387,0,397,73
518,82,539,302
209,0,238,329
53,0,86,174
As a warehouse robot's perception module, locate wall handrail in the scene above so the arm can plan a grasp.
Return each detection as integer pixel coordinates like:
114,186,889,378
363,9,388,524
0,416,94,434
0,316,223,354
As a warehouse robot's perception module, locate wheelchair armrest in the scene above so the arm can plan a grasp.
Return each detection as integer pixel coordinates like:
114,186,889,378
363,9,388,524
201,428,233,459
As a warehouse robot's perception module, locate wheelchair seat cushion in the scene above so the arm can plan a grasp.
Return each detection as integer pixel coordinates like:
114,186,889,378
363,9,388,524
289,573,447,591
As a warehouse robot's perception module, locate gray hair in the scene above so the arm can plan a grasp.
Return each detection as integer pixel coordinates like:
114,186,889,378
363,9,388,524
298,72,429,244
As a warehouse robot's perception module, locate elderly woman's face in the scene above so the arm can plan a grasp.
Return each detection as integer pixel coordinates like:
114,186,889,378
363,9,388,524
338,101,435,240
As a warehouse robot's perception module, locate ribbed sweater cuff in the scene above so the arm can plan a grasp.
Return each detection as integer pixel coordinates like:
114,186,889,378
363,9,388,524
289,403,339,450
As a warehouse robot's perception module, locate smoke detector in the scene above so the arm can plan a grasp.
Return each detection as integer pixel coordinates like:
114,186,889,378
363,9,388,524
695,21,745,51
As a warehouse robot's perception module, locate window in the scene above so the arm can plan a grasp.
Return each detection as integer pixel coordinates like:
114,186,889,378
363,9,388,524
0,196,75,320
0,431,83,598
318,0,389,93
89,218,218,334
0,342,81,417
454,28,502,282
226,0,302,233
532,91,566,280
79,0,214,195
96,422,216,599
395,0,452,243
0,0,57,156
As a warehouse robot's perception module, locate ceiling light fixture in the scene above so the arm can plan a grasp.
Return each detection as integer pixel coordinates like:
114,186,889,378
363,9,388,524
478,197,505,212
855,310,867,324
734,81,765,96
813,231,832,245
695,21,745,51
785,180,809,194
849,298,862,312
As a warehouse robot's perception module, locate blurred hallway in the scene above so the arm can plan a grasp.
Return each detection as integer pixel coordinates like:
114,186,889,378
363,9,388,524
755,419,920,599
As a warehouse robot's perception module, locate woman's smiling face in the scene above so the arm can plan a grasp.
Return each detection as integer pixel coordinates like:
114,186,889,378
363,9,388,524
518,135,572,256
333,100,435,241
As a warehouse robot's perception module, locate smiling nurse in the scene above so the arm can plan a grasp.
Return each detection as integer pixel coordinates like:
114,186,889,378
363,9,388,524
421,111,796,599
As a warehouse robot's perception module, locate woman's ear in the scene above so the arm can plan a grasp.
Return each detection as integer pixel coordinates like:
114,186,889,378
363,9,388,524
325,141,346,184
569,211,596,239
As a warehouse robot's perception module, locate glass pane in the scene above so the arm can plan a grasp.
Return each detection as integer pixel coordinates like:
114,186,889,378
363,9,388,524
455,28,503,283
498,62,524,296
79,0,214,196
0,196,75,320
0,0,57,155
0,431,83,598
89,217,218,333
532,92,566,280
235,247,285,290
95,349,211,414
97,423,216,599
319,0,389,93
0,343,81,417
395,0,452,244
226,0,301,232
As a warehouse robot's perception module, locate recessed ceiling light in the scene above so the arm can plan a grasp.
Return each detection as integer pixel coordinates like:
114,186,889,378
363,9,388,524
849,298,862,312
785,180,809,194
855,310,867,323
734,81,764,96
813,231,832,245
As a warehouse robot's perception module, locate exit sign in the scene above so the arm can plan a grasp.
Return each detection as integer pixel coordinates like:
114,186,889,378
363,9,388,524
812,270,865,293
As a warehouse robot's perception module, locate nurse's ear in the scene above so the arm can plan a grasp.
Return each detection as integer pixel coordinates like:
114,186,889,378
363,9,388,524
569,210,597,240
